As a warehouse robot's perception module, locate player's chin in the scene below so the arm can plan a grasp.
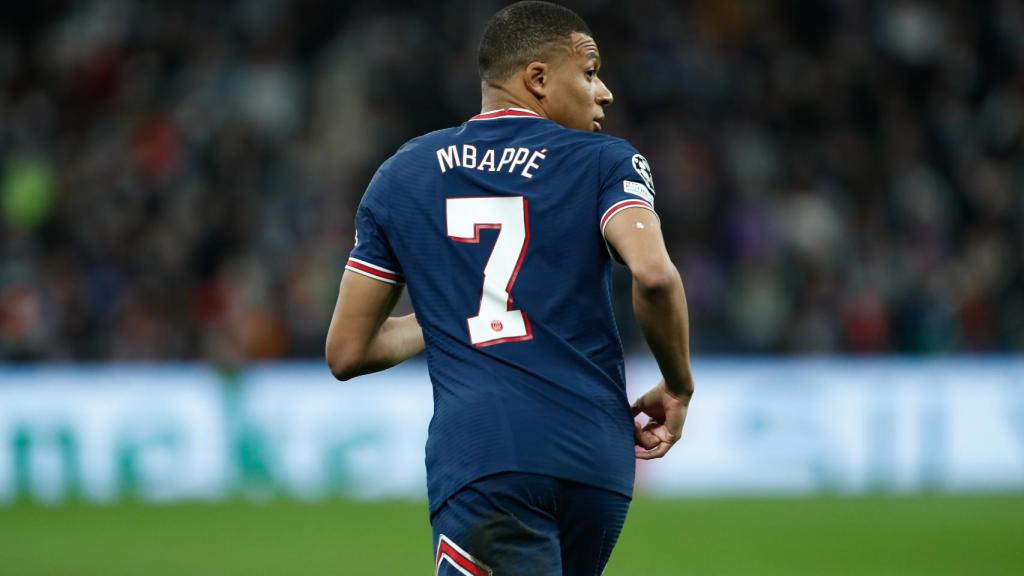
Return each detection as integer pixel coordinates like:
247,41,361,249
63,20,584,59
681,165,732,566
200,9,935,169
592,120,603,132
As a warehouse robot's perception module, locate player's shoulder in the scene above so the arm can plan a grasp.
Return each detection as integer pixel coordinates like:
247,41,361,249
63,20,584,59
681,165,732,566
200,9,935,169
559,130,655,196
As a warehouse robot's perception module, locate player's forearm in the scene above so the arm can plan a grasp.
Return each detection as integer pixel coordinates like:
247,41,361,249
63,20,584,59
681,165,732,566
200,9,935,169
632,270,694,399
353,313,425,376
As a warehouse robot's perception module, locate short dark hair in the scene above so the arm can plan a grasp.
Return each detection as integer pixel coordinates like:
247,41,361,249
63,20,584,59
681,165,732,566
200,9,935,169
478,1,593,83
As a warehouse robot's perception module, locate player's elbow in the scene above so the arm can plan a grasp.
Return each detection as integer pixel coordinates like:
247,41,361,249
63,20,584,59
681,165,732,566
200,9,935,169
327,355,360,381
325,340,364,382
631,260,680,295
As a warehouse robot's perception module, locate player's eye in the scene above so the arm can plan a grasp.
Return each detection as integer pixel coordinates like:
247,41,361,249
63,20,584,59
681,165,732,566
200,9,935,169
586,69,596,79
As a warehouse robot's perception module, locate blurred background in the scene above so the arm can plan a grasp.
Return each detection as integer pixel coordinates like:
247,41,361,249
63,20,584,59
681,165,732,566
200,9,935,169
1,0,1022,574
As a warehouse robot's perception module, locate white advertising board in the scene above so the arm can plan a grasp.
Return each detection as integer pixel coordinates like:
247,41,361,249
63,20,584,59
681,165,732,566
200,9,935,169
0,358,1021,503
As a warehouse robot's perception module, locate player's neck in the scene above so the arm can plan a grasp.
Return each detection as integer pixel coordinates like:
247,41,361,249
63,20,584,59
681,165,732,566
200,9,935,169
480,86,546,118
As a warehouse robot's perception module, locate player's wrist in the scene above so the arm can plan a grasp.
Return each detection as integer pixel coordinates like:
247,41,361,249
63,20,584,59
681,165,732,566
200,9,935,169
660,378,693,404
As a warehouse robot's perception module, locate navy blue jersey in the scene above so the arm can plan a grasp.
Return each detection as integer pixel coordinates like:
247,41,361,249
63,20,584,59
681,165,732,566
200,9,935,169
346,108,657,513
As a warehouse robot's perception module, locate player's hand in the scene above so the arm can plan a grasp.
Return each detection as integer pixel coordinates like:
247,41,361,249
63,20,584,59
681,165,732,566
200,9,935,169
631,379,690,460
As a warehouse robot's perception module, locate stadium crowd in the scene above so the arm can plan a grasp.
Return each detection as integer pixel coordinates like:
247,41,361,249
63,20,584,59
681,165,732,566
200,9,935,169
1,0,1021,361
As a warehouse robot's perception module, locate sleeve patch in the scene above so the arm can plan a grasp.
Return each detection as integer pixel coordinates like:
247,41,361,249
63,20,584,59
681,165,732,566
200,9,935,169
631,154,655,192
623,180,655,205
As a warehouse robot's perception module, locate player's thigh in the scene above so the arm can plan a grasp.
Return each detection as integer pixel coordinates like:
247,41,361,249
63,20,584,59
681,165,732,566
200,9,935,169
432,473,562,576
557,481,632,576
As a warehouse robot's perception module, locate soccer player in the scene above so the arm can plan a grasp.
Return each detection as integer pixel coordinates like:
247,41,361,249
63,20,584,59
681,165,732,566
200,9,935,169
325,2,694,574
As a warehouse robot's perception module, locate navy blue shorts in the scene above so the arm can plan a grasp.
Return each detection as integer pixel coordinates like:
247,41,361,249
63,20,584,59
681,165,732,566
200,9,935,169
431,473,631,576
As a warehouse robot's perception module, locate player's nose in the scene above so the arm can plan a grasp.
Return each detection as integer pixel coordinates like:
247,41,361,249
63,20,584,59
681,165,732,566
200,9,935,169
597,79,613,107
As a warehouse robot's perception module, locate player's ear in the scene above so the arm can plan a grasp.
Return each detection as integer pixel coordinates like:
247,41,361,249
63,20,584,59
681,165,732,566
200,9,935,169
523,61,548,99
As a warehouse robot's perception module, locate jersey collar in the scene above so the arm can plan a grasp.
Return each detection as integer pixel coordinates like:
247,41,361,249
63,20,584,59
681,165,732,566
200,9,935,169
469,107,545,121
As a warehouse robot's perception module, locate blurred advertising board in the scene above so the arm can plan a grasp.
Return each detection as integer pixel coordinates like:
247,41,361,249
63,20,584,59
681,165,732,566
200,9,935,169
0,358,1022,504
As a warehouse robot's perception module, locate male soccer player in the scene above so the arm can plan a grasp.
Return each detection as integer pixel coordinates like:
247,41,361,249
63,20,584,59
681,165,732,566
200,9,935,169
326,2,694,574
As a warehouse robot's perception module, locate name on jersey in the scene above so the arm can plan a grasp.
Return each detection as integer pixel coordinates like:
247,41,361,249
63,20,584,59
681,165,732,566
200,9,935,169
436,145,547,179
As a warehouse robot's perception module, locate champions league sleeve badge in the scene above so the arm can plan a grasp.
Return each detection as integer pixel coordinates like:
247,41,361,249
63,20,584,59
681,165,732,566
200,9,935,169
631,154,655,193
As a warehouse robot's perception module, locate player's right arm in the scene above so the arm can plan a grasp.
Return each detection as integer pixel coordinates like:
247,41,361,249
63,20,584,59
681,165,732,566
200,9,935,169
326,161,425,381
325,272,423,381
605,207,694,460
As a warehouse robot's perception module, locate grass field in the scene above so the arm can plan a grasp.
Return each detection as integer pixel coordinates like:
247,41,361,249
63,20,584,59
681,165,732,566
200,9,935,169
3,495,1023,575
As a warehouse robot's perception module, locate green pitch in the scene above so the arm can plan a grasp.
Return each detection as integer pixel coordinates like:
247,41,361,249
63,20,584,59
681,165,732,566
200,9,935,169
2,495,1022,575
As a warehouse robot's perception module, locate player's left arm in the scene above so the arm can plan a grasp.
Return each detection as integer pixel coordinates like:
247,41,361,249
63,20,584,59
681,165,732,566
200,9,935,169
325,272,424,381
598,141,693,459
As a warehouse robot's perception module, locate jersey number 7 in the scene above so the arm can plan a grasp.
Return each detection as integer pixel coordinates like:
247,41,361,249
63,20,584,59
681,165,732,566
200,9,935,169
446,196,533,347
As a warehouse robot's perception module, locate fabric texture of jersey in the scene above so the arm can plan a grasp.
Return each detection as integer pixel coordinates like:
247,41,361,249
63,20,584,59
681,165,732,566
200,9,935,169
347,109,657,514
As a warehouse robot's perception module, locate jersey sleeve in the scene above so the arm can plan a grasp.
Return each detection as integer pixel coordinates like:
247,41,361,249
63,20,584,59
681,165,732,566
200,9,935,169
345,169,405,285
597,140,658,237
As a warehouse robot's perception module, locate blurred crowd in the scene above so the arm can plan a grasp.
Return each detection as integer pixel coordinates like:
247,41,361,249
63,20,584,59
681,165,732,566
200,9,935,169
1,0,1021,361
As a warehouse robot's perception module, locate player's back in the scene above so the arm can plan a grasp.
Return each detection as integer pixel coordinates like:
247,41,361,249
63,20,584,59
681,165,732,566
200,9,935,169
346,109,657,513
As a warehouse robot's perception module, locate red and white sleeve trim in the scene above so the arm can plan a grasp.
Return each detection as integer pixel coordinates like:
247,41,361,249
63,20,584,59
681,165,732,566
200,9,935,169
600,199,658,236
345,257,404,285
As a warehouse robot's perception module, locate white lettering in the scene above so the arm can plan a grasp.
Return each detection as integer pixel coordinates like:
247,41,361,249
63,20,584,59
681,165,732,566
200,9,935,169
438,145,548,178
478,149,496,171
462,144,477,169
436,145,461,173
521,149,547,178
496,148,516,172
508,148,530,172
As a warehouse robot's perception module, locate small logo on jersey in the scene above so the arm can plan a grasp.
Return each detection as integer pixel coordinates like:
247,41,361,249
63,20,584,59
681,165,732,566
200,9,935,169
353,230,359,247
490,320,504,332
631,154,655,193
623,180,654,205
